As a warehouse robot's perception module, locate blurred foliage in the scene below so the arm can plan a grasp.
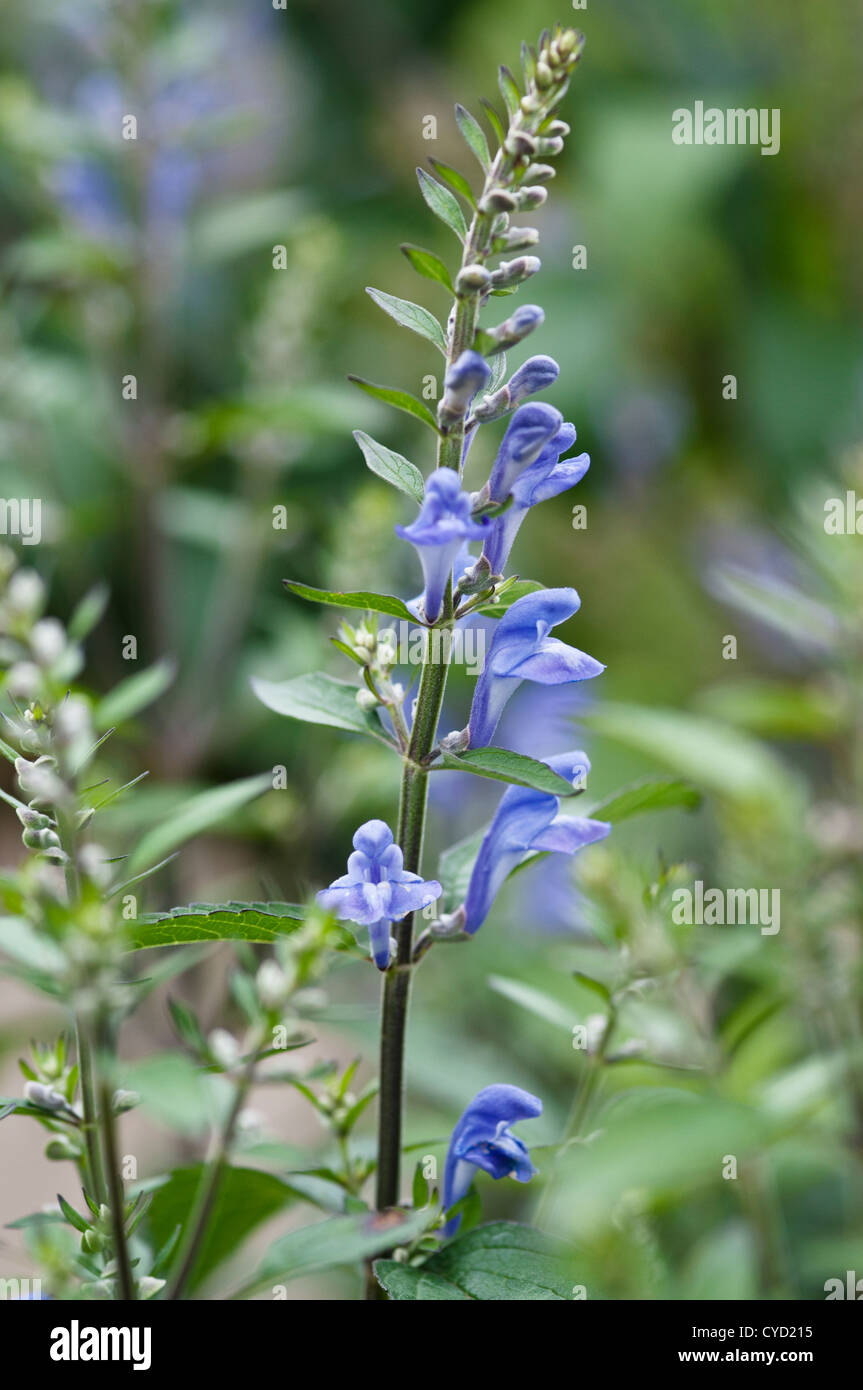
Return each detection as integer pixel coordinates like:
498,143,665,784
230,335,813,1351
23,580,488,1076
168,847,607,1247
1,0,862,1298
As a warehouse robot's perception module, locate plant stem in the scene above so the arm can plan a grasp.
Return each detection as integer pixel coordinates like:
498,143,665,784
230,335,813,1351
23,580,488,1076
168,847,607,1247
76,1020,109,1208
166,1051,257,1300
98,1071,136,1300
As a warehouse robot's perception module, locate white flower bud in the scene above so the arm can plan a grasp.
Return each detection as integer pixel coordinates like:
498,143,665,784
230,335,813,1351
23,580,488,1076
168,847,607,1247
24,1081,67,1111
6,569,45,616
256,959,289,1010
6,662,41,699
356,688,378,711
29,618,67,667
208,1028,240,1070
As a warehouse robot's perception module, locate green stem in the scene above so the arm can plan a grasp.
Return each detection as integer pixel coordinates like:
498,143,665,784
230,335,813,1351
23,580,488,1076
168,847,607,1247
76,1020,109,1209
166,1051,257,1300
98,1071,136,1301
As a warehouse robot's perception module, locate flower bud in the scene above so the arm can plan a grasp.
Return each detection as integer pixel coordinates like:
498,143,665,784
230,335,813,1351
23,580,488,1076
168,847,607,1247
493,226,540,253
524,163,556,183
45,1136,80,1161
507,354,560,407
29,618,66,667
455,264,492,295
504,131,536,158
485,304,544,353
208,1028,240,1070
479,189,517,215
535,135,565,157
6,662,41,699
355,688,379,711
5,569,45,618
138,1277,166,1299
515,186,548,211
490,256,541,290
256,959,289,1011
24,1081,67,1112
438,349,491,427
112,1090,140,1114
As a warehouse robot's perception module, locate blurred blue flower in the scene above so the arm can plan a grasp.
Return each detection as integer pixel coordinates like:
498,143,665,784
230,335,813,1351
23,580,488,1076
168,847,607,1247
396,470,490,622
486,402,563,502
316,820,441,970
467,588,604,748
460,751,610,933
443,1084,543,1236
483,422,589,574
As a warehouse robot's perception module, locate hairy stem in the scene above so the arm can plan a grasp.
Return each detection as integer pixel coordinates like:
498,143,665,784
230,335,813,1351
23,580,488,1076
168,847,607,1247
76,1020,109,1209
98,1070,136,1301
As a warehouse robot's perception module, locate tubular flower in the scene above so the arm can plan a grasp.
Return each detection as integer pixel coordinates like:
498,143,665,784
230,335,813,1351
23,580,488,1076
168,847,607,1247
316,819,442,970
466,588,604,748
396,469,490,622
459,751,611,934
482,423,589,575
486,401,563,503
443,1084,543,1236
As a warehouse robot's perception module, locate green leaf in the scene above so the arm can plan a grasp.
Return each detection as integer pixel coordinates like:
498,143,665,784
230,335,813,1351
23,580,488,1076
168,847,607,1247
498,66,521,119
146,1166,298,1293
455,103,491,171
126,773,271,876
586,778,702,824
94,658,176,731
438,829,485,910
376,1222,577,1301
348,376,439,433
0,918,66,973
127,901,307,951
366,287,446,355
67,583,109,642
57,1194,90,1234
710,564,837,652
119,1052,225,1134
242,1208,430,1294
416,167,467,241
473,579,544,617
251,672,394,747
438,747,581,797
284,579,415,623
400,243,454,294
428,158,476,207
353,430,424,505
480,99,506,146
487,976,578,1032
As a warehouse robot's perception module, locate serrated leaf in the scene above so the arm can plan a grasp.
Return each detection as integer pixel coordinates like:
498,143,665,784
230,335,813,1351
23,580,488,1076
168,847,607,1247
284,580,415,622
400,243,454,293
94,658,177,731
480,99,506,146
251,672,394,747
376,1222,577,1301
455,104,491,171
498,66,521,119
438,747,581,797
126,773,272,875
416,167,467,241
127,902,309,951
428,158,476,208
353,429,424,504
586,779,702,824
348,377,439,433
366,287,447,355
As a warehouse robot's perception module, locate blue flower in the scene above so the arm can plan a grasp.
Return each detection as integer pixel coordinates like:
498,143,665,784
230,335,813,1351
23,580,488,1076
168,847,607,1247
458,751,611,933
486,402,563,503
466,588,604,748
396,470,490,622
482,423,589,575
443,1084,543,1235
473,355,560,424
439,350,491,429
316,820,442,969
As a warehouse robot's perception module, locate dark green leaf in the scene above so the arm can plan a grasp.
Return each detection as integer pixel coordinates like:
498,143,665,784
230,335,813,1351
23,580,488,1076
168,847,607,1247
400,243,454,294
242,1208,430,1294
348,377,439,433
438,747,581,797
353,429,424,504
586,779,702,824
416,167,467,241
57,1194,90,1234
428,158,476,208
284,579,415,623
128,902,307,951
455,104,491,171
251,672,395,747
366,287,446,355
376,1222,577,1301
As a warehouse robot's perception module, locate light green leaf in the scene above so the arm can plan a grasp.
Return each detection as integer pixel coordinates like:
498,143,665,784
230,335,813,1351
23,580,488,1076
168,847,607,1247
438,747,581,797
416,167,467,241
376,1222,577,1301
127,901,306,951
710,564,838,652
400,243,454,293
366,287,447,355
473,579,543,617
348,376,439,433
487,976,578,1032
127,773,271,875
67,583,109,642
455,103,491,171
119,1053,226,1135
243,1208,430,1293
95,658,177,731
586,778,702,824
0,918,66,974
284,580,415,622
353,429,424,504
251,672,394,747
480,99,505,146
498,66,521,119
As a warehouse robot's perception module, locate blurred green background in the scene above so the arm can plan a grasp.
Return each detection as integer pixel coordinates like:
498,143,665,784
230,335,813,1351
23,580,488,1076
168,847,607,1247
2,0,863,1298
